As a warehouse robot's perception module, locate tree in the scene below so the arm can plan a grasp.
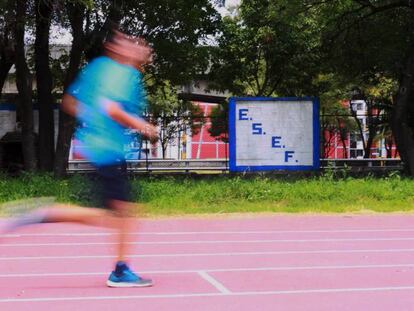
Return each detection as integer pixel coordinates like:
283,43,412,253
0,0,15,96
207,0,325,141
363,76,397,158
3,0,222,174
35,0,56,171
209,0,321,97
54,0,118,177
120,0,221,85
53,0,221,175
13,0,37,171
208,102,228,143
308,0,414,172
316,74,357,158
147,81,203,159
347,87,395,159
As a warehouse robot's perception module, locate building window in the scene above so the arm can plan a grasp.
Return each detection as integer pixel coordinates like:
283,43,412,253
349,133,362,149
350,148,364,159
351,102,364,111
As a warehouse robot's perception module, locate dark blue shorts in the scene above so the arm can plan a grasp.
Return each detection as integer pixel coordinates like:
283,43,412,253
96,161,131,208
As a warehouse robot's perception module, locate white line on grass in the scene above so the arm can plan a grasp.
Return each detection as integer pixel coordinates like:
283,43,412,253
3,286,414,303
3,248,414,260
198,271,232,294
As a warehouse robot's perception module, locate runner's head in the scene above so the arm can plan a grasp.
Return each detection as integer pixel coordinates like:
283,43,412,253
104,30,153,71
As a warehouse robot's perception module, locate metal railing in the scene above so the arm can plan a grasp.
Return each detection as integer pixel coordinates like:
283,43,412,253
320,158,401,167
67,159,229,173
67,158,402,174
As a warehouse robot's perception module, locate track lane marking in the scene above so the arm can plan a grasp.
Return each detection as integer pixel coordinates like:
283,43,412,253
5,228,414,237
3,286,414,303
1,263,414,277
4,237,414,247
3,248,414,260
198,271,231,294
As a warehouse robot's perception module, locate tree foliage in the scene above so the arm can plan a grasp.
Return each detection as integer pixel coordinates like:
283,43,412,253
209,0,321,97
1,0,222,174
147,81,204,159
308,0,414,169
5,0,414,174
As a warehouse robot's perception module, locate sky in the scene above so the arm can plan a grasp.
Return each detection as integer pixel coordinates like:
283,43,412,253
226,0,241,6
217,0,241,16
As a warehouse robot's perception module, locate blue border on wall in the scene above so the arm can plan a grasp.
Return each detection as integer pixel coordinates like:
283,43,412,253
228,97,320,172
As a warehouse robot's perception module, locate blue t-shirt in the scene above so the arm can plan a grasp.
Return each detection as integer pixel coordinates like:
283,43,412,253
67,56,147,166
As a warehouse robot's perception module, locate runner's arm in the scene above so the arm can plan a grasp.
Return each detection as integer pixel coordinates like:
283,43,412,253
105,101,157,139
61,94,79,117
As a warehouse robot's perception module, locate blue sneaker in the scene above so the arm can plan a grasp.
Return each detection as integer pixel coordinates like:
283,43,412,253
107,264,153,288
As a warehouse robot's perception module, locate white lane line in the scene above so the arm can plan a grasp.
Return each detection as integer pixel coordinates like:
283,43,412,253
1,263,414,278
3,247,414,260
4,237,414,247
4,228,414,237
198,271,231,294
3,286,414,303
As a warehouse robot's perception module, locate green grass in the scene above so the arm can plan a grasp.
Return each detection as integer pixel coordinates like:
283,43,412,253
1,173,414,216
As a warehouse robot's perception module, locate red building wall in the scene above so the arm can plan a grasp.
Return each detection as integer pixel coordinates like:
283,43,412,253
190,102,228,159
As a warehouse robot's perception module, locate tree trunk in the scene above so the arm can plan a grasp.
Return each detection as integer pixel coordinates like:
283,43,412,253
35,0,55,171
0,59,13,95
336,118,348,158
0,45,14,96
324,132,333,159
364,103,381,159
385,137,392,158
350,104,367,158
14,0,37,171
340,133,347,158
0,0,15,96
392,48,414,175
54,2,85,177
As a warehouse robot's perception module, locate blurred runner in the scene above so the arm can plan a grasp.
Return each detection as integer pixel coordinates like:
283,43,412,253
6,29,157,288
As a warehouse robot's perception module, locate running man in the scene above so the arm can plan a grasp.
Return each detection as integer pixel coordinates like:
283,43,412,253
6,30,157,287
